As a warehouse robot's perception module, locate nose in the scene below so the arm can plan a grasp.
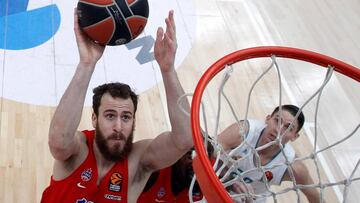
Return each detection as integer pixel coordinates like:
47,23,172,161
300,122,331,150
113,118,122,132
274,126,281,135
277,126,285,134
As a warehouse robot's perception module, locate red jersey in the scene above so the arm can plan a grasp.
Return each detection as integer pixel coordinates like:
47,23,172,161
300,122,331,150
41,130,128,203
137,167,202,203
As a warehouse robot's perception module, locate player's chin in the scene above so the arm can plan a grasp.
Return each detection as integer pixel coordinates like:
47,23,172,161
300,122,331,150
108,146,126,160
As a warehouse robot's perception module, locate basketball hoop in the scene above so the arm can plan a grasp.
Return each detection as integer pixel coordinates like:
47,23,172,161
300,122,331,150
190,46,360,203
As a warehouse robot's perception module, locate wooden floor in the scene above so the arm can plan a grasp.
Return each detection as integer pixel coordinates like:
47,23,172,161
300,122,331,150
1,0,360,202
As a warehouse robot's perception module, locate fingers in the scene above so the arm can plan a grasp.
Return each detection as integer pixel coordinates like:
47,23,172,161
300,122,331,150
156,27,164,40
154,10,177,57
232,182,248,193
154,27,164,58
168,10,176,33
165,10,176,41
74,8,79,31
155,27,164,46
74,8,84,42
156,10,176,43
155,26,173,45
232,182,256,202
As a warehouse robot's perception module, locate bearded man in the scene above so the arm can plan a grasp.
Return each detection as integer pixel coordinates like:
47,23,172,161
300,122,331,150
41,10,193,203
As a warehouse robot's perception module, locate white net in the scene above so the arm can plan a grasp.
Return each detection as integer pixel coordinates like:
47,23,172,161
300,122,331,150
187,52,360,203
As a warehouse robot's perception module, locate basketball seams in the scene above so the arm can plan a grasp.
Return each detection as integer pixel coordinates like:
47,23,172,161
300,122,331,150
82,16,112,29
111,3,133,39
78,0,113,8
113,1,134,20
123,0,135,16
126,15,147,21
83,16,115,45
127,15,148,38
104,8,117,44
127,0,137,8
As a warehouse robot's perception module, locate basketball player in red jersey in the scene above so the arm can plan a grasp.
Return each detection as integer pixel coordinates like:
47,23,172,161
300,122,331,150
41,9,193,203
137,143,214,203
137,149,201,203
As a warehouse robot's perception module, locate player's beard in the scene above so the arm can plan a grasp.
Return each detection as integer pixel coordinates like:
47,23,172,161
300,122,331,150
95,124,134,162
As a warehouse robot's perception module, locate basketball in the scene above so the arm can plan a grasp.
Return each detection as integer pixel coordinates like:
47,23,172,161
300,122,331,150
77,0,149,46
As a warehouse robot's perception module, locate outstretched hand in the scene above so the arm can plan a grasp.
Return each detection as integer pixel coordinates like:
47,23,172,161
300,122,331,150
74,8,105,65
232,181,255,203
154,10,178,72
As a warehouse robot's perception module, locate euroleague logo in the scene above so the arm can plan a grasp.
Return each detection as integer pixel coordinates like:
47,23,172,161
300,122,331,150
109,172,123,192
0,0,197,106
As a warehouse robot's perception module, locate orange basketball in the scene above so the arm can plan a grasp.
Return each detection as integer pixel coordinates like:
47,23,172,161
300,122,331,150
77,0,149,46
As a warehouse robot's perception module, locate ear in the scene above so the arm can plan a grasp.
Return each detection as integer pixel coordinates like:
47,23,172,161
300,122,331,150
291,133,300,141
265,115,271,124
92,113,97,128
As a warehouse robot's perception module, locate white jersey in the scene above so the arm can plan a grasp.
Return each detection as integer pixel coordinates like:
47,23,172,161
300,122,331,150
230,119,295,203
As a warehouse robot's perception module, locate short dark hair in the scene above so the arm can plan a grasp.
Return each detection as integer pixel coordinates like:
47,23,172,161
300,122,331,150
271,104,305,132
92,82,138,116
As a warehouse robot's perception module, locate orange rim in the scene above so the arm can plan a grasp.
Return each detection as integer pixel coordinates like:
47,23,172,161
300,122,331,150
191,46,360,203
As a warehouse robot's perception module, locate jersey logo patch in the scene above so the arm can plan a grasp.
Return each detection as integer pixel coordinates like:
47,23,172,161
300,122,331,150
157,186,166,199
265,170,274,181
243,177,253,183
77,182,86,189
109,172,122,192
104,194,122,201
76,198,94,203
232,169,254,183
81,168,93,182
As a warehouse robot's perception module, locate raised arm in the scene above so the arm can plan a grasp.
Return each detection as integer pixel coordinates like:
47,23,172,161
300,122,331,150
283,161,322,203
48,9,105,161
140,10,193,171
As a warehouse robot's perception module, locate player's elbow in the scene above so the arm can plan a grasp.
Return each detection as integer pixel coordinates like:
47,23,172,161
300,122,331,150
48,144,72,161
48,133,76,161
48,143,71,161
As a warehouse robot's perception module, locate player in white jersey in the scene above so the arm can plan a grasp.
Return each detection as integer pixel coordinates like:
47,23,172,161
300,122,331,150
219,105,322,203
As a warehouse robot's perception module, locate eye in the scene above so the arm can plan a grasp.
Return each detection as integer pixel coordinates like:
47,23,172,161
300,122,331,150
284,123,294,132
105,113,115,120
274,117,279,123
121,114,132,122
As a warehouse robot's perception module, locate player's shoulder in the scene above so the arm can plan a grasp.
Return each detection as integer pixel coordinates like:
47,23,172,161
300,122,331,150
247,119,265,127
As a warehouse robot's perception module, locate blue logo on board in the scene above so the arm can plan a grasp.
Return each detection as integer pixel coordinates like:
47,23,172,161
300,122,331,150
0,0,60,50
